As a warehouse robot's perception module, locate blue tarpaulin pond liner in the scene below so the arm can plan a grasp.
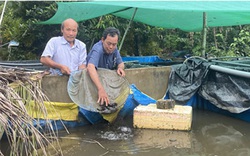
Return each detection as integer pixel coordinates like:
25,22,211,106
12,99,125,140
122,55,170,63
122,55,181,67
35,84,157,130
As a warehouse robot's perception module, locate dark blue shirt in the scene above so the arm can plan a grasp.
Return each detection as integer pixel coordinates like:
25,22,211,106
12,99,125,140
86,40,123,70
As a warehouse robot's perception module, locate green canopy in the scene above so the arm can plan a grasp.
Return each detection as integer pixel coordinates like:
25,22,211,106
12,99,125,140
40,1,250,32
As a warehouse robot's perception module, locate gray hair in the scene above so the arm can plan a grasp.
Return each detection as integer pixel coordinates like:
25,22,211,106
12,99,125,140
61,18,79,30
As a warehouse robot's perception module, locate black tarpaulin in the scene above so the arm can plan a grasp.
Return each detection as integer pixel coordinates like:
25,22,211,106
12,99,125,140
167,58,210,105
199,70,250,113
167,57,250,113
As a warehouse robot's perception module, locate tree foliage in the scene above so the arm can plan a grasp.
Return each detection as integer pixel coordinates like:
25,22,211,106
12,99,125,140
0,1,58,60
0,1,250,61
229,26,250,57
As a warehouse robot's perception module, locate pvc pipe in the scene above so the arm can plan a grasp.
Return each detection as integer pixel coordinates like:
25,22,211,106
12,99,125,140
209,65,250,78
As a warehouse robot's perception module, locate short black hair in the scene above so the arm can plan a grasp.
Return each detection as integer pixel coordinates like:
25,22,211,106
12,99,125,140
102,27,120,40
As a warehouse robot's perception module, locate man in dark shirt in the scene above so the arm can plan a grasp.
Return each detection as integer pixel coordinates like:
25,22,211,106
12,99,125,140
86,27,125,106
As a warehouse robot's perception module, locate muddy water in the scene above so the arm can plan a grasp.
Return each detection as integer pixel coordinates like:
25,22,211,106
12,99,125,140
1,109,250,156
53,109,250,156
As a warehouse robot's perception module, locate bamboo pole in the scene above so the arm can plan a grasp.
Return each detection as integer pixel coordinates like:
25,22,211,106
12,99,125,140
202,12,207,58
0,0,8,26
119,8,138,51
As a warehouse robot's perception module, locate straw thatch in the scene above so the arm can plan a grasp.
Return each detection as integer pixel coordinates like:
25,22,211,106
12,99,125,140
0,67,62,156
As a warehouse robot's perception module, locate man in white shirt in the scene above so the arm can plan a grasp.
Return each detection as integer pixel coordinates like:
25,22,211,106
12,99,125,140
40,18,87,75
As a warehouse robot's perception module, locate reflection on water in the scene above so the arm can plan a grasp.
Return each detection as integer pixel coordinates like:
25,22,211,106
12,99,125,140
54,109,250,156
133,129,192,149
2,109,250,156
200,123,244,155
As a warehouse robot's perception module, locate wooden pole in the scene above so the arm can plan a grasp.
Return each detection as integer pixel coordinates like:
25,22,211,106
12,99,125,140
0,0,8,26
202,12,207,58
119,8,137,51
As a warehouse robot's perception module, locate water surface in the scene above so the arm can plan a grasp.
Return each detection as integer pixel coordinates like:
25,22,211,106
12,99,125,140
53,109,250,156
1,109,250,156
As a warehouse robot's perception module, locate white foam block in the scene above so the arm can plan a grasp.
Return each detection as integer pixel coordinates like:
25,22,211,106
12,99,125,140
133,104,192,131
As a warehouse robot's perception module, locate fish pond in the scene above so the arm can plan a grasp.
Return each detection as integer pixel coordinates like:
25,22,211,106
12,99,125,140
4,109,250,156
1,109,250,156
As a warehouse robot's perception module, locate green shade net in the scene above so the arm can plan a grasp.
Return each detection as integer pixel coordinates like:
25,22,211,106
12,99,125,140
39,1,250,32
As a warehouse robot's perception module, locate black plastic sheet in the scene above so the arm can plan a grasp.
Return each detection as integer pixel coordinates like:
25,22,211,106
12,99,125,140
167,58,210,105
167,57,250,113
199,70,250,113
